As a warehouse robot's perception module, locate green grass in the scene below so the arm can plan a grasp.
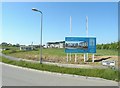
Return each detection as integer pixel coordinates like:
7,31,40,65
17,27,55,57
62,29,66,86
43,48,66,56
1,45,19,50
1,56,120,81
2,48,67,62
2,48,118,64
96,49,118,56
2,48,118,56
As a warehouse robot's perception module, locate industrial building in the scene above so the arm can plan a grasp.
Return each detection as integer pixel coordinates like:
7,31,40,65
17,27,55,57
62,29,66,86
47,41,65,48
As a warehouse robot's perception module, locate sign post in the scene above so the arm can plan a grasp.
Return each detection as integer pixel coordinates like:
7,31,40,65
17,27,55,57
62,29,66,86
86,16,88,61
75,54,77,63
92,54,94,62
66,53,68,62
70,53,71,61
84,53,86,62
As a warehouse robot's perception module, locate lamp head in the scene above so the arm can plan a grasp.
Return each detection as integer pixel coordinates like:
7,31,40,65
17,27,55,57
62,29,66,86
32,8,39,12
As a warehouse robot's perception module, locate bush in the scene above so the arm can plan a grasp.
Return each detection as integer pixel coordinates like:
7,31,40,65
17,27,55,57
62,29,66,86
2,50,17,54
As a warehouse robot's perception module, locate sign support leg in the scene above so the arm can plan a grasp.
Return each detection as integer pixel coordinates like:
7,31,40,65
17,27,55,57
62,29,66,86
70,53,71,61
92,54,94,62
75,53,77,63
84,53,86,62
67,53,68,62
86,53,88,61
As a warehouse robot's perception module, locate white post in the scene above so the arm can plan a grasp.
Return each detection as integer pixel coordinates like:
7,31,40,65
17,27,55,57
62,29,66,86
92,54,94,62
86,16,88,61
86,53,88,61
69,16,72,62
75,54,77,63
86,16,88,37
67,53,68,62
70,53,71,61
84,53,86,62
70,16,72,34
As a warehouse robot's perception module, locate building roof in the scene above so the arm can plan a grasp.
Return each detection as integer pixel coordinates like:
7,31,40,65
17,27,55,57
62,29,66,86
47,41,65,44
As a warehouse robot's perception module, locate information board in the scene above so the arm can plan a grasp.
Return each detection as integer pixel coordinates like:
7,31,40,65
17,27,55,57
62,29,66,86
65,37,96,53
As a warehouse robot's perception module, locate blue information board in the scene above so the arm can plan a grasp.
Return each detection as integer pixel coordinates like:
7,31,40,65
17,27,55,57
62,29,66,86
65,37,96,53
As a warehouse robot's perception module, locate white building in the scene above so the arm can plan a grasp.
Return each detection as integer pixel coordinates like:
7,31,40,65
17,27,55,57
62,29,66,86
59,41,65,48
20,45,33,51
47,41,65,48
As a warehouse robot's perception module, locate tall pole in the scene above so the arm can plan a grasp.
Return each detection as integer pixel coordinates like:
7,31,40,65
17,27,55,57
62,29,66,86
86,16,88,37
86,16,88,61
70,16,72,34
39,10,43,64
32,8,43,64
70,16,72,61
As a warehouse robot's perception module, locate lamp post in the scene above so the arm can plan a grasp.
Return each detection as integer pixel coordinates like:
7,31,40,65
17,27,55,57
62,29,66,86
32,8,43,64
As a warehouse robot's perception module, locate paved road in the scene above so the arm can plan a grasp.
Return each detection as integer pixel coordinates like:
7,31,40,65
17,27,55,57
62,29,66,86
2,63,118,86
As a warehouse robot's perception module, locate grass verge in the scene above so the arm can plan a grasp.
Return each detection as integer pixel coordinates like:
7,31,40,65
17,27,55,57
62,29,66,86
2,49,118,64
1,56,120,81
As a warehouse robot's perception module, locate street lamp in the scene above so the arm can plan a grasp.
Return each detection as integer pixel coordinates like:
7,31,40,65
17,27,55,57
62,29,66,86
32,8,43,64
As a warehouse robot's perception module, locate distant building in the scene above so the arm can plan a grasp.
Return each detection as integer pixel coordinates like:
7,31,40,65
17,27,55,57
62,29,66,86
20,45,33,51
1,42,8,46
59,41,65,48
47,41,65,48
